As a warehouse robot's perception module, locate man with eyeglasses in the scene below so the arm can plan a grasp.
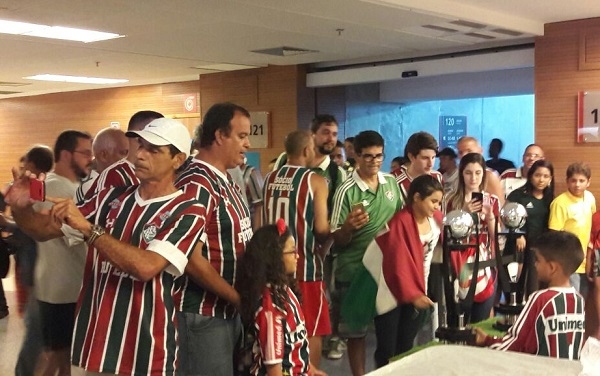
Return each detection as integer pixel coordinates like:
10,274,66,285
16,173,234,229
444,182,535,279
26,130,93,375
330,130,402,376
500,144,545,197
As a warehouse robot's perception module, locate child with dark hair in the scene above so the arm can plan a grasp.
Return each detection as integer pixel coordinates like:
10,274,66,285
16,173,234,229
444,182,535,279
367,174,444,368
475,230,585,360
549,162,596,296
237,220,325,376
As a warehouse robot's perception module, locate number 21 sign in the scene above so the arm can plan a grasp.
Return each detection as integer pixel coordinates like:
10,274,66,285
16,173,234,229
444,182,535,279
577,91,600,143
248,111,270,148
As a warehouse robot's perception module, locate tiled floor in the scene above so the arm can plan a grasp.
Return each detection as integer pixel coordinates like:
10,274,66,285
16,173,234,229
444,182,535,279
0,278,377,376
320,333,377,376
0,287,25,375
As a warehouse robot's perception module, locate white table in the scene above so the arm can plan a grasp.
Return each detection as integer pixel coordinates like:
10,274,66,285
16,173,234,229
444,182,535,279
366,344,582,376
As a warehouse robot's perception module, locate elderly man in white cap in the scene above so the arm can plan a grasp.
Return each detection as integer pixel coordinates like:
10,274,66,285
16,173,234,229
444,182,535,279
7,118,206,376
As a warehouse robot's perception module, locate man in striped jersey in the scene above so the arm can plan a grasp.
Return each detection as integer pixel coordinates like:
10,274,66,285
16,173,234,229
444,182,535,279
75,127,129,202
263,130,331,371
394,131,443,206
82,110,163,201
475,230,585,359
8,118,205,375
174,102,253,376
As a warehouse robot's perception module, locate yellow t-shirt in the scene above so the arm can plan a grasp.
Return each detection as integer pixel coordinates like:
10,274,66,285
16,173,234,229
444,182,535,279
549,190,596,273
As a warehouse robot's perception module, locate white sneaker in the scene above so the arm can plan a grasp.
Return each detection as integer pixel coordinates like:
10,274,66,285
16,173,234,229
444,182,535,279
327,347,343,360
326,337,345,360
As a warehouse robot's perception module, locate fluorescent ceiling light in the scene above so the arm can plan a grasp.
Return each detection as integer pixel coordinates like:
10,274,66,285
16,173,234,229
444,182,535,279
193,63,261,71
0,19,122,43
24,74,128,84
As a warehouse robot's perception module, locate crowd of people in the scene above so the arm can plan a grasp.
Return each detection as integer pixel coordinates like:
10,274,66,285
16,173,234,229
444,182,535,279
0,103,598,376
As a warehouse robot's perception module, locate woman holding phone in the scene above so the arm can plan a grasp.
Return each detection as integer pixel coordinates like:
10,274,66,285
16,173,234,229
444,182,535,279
445,153,500,323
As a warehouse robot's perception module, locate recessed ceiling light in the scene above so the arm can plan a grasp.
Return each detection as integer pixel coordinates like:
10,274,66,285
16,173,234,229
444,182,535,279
0,19,123,43
24,74,128,84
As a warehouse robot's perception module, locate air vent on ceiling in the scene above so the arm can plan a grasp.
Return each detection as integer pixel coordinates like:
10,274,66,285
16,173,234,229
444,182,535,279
0,81,29,87
491,28,524,37
450,20,487,29
0,90,21,95
464,32,496,40
251,46,318,57
422,25,458,33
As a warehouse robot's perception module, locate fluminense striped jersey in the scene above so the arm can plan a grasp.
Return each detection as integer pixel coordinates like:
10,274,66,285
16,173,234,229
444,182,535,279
395,165,444,206
263,166,321,282
84,159,139,201
447,192,500,303
75,170,99,204
490,287,585,359
500,167,526,198
72,185,206,376
252,286,310,376
175,159,252,318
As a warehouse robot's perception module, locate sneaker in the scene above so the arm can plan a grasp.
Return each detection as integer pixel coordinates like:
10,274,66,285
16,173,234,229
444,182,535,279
326,347,343,360
325,337,344,360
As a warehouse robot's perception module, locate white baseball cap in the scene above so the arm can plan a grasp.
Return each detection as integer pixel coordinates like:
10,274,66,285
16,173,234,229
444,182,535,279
126,118,191,158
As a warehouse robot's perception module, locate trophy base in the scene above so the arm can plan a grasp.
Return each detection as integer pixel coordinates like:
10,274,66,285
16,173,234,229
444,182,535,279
435,326,475,345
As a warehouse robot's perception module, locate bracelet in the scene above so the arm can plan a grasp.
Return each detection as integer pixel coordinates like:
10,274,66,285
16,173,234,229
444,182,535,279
85,224,106,246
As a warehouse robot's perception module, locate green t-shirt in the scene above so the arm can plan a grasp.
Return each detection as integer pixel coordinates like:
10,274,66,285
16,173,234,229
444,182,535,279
331,171,402,283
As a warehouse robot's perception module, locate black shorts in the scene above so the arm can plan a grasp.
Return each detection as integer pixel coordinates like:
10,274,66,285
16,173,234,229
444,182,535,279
38,300,76,350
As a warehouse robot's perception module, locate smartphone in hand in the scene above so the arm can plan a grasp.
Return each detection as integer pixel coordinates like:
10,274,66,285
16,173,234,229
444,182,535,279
471,192,483,212
29,179,45,201
352,202,365,213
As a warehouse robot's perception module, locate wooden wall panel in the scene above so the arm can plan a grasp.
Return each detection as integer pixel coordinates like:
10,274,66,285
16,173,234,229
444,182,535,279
0,64,311,184
0,80,200,185
200,65,315,173
536,18,600,197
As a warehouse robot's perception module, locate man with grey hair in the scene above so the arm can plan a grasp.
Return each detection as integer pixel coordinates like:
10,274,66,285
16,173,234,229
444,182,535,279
75,127,129,202
83,110,163,200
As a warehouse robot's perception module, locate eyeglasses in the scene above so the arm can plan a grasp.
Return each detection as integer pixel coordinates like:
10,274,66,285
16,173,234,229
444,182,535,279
73,150,93,158
524,153,542,159
283,249,298,255
358,153,385,162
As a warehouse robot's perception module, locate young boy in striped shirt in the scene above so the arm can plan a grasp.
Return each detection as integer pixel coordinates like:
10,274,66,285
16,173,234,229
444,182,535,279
475,230,586,360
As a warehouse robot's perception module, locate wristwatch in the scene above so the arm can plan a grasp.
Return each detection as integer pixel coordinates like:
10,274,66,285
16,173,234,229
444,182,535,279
86,224,106,246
